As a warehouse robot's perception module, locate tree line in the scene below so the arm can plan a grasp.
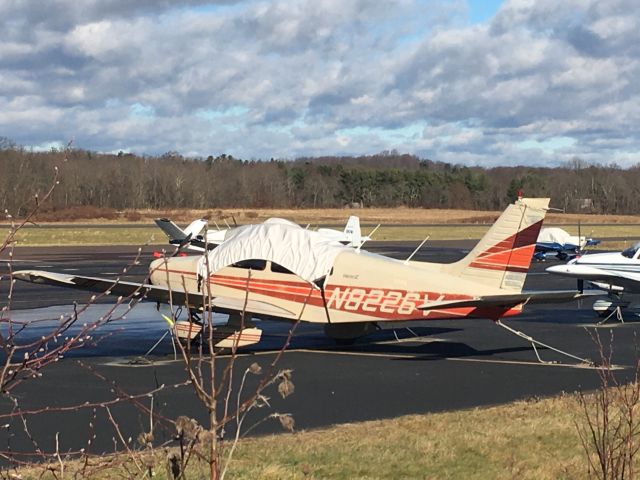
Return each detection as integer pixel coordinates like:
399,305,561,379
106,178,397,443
1,140,639,216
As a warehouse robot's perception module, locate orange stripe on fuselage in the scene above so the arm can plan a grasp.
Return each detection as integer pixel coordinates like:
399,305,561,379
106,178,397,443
155,268,523,321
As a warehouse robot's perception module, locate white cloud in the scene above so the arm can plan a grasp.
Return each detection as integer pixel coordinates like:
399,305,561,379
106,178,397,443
0,0,638,166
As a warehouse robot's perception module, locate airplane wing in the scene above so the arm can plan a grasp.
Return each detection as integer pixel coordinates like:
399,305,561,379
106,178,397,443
546,264,640,283
546,264,640,293
13,270,298,319
14,270,178,302
418,290,603,311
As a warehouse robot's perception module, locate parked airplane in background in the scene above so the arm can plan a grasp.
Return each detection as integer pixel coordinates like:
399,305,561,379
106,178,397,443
534,227,600,261
547,241,640,316
15,198,594,361
316,215,372,248
155,217,225,252
155,215,374,252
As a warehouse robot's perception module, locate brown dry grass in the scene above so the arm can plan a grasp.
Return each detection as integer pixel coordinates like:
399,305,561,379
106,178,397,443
27,207,640,226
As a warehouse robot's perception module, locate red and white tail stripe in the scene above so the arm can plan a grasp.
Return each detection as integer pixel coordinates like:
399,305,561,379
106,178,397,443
446,198,549,292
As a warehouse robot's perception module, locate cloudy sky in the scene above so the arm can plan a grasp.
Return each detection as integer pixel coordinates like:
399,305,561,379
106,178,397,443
1,0,638,166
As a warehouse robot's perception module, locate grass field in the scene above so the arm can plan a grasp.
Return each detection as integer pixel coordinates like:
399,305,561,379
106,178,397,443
9,226,163,247
225,394,586,479
19,392,592,479
8,223,640,247
17,206,640,226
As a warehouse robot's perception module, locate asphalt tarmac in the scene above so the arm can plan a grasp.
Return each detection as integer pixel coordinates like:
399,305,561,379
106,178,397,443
0,241,638,459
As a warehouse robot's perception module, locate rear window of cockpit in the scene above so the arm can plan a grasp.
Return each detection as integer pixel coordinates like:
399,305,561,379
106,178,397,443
622,242,640,259
231,260,267,270
271,263,294,274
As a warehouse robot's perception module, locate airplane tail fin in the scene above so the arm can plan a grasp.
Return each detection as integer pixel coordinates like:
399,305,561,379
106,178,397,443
184,219,207,238
343,216,362,247
444,198,550,292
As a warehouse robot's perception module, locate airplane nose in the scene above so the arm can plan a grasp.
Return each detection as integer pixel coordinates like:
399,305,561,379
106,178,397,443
545,265,566,274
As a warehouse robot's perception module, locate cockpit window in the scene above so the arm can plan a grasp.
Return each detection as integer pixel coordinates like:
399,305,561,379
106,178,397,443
622,242,640,258
232,259,267,270
271,263,294,274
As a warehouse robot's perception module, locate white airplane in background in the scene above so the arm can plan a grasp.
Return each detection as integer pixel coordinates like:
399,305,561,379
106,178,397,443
155,218,226,252
547,241,640,316
155,215,374,252
316,216,373,248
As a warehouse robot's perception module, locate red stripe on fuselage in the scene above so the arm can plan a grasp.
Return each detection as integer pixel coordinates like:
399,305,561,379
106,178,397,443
155,268,523,320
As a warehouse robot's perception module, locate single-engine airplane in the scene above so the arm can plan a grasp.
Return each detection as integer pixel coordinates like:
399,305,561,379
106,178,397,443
534,227,600,261
14,198,594,360
155,215,373,252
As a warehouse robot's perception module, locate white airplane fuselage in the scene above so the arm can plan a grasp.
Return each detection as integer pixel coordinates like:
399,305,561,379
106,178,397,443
547,247,640,293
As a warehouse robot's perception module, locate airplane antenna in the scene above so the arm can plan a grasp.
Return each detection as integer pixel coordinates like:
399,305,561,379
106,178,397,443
213,221,221,230
356,224,381,252
404,235,430,264
224,219,231,229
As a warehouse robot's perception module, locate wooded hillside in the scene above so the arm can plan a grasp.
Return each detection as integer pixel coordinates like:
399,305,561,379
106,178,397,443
1,140,638,216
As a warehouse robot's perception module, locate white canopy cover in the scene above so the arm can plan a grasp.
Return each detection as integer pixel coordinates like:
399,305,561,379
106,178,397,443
537,227,584,248
199,218,351,285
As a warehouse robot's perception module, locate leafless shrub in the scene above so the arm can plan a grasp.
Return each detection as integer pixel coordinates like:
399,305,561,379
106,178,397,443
155,246,307,480
0,156,303,478
34,206,119,222
576,331,640,479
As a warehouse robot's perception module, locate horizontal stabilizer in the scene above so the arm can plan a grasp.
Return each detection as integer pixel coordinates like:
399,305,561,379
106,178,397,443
155,218,187,241
418,289,604,311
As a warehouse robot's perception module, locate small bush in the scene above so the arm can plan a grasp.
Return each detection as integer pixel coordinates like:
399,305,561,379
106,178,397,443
35,206,119,221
